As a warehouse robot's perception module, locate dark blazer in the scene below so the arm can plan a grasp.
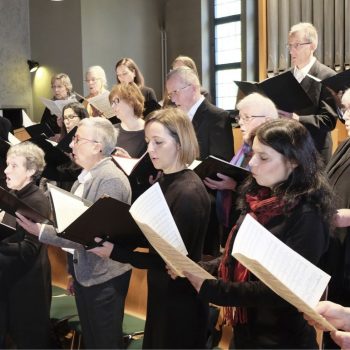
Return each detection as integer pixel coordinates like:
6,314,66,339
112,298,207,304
141,86,160,117
293,60,337,163
192,99,234,161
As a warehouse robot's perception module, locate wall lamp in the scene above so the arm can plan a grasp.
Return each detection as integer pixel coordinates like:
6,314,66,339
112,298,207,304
27,60,40,73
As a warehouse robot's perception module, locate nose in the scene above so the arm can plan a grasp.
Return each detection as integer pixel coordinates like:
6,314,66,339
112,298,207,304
248,154,258,168
69,140,74,149
4,165,10,174
147,142,154,153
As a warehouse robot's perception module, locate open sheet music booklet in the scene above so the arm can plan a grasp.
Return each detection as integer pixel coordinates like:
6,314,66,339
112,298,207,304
40,97,77,117
129,183,215,280
232,214,336,331
87,91,115,119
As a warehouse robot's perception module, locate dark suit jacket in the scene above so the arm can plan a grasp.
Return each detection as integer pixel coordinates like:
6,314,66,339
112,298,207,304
192,99,234,161
293,60,337,163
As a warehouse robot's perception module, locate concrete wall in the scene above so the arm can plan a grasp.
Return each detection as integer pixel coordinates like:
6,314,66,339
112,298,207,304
0,0,32,116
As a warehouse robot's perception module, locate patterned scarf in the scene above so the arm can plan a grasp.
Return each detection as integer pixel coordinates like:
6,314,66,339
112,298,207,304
218,187,288,325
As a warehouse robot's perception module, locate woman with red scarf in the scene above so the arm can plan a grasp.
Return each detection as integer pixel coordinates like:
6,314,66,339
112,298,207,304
181,118,335,349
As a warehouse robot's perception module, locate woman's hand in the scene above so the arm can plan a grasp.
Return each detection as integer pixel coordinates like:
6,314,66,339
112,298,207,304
166,265,179,280
88,237,114,258
149,171,163,185
114,147,131,158
330,330,350,349
15,212,41,236
203,173,237,191
66,275,75,296
183,271,205,293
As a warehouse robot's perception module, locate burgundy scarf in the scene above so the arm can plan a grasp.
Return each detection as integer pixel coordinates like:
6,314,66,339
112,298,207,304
218,187,288,325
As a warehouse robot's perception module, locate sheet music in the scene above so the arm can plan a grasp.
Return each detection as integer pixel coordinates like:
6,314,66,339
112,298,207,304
22,110,35,127
137,221,215,279
232,214,335,331
129,183,188,255
187,159,201,170
40,97,76,117
48,184,90,233
87,90,115,119
8,133,20,145
112,155,140,176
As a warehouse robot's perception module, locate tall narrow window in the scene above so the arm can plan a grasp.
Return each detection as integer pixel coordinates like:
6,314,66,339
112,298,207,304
213,0,241,110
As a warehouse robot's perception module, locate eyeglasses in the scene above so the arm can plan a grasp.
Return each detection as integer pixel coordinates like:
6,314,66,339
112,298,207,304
72,135,99,145
64,114,79,120
110,97,120,107
167,85,191,99
235,114,266,123
286,42,311,51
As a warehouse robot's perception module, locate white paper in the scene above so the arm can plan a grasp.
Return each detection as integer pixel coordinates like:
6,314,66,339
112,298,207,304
40,97,77,117
129,183,188,255
22,110,35,127
187,159,201,170
87,90,115,119
48,184,90,233
7,132,20,145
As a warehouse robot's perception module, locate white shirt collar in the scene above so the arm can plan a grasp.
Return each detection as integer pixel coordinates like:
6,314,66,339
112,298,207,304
294,56,316,83
187,95,205,121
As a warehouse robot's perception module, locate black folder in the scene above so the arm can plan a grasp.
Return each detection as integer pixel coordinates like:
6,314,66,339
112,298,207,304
56,126,77,153
0,222,16,240
25,123,55,139
321,69,350,93
0,138,10,159
0,186,52,224
235,71,314,113
192,155,250,182
49,185,144,249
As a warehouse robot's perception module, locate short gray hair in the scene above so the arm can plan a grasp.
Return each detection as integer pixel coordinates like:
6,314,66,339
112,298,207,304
166,66,200,87
236,93,279,119
7,142,46,181
78,117,117,156
289,22,318,47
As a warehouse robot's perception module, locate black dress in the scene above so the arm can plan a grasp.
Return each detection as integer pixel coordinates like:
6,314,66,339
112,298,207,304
0,182,52,349
111,169,211,349
140,86,160,118
114,123,146,158
199,202,329,349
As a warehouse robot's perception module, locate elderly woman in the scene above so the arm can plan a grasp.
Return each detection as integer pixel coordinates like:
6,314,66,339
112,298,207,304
40,72,75,135
0,142,52,349
83,65,109,117
17,117,132,349
115,57,159,117
90,108,211,349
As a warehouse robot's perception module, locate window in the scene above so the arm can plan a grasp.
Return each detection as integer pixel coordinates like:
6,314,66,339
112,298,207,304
213,0,241,110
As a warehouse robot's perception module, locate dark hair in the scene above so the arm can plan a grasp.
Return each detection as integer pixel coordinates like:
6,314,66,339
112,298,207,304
238,119,335,224
115,58,144,87
61,102,89,138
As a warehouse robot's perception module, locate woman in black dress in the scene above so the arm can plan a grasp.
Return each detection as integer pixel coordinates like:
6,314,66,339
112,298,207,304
0,142,52,348
180,119,335,349
91,108,211,349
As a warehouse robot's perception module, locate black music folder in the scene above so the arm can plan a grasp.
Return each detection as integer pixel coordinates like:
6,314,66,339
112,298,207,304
321,69,350,93
48,184,144,249
0,222,16,240
0,186,52,224
235,71,314,113
57,126,77,153
190,155,250,182
0,138,10,159
26,123,55,139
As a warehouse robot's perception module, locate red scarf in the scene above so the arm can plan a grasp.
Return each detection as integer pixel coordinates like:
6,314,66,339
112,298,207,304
218,187,288,325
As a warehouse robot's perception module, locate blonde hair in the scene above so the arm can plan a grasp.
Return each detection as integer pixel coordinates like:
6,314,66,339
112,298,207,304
237,93,279,119
171,55,199,77
145,108,199,165
86,65,108,90
51,73,73,95
166,66,201,88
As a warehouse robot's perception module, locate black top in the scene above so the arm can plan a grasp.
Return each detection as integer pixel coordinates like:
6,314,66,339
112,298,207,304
199,201,329,349
140,86,160,117
111,169,211,349
114,123,146,158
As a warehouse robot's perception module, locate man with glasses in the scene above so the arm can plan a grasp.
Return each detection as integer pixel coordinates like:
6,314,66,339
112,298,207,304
166,66,234,257
287,22,337,163
166,66,233,162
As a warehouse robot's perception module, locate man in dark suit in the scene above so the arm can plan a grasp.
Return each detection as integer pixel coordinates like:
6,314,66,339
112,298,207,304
166,66,234,162
288,22,337,164
166,67,234,257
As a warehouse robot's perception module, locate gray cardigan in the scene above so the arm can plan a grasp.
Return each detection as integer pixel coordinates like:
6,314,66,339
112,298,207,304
40,158,132,287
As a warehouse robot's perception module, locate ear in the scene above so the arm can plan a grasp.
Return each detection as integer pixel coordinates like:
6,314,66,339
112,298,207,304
26,168,36,180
